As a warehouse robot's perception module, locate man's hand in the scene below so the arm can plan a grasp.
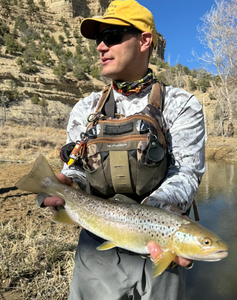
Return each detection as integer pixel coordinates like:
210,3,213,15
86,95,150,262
37,174,72,208
147,241,193,268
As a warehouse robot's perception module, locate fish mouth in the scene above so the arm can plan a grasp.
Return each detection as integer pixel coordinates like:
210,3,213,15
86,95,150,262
188,250,228,262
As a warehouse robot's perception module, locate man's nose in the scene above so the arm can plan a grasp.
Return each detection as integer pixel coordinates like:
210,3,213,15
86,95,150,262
97,41,109,52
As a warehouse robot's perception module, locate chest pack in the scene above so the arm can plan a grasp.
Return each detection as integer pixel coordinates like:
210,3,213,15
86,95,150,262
80,81,170,198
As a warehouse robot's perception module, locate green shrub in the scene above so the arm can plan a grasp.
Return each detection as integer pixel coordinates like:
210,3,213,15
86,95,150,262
0,21,10,37
14,15,28,32
63,25,70,39
189,78,197,91
53,63,67,79
4,34,24,54
39,0,45,7
31,94,40,104
66,40,72,47
22,42,39,63
91,65,101,80
58,35,65,44
21,27,40,44
16,58,23,66
149,56,159,65
191,68,198,78
198,78,211,93
20,63,39,74
183,66,191,75
38,50,53,66
3,81,20,106
155,71,169,85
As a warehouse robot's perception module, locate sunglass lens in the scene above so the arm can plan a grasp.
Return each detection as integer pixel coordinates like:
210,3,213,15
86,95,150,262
96,29,123,47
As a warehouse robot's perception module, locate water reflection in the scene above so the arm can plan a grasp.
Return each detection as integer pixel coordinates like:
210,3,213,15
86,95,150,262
186,161,237,300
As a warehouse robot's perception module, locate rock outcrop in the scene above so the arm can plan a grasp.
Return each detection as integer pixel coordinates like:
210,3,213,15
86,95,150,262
41,0,166,59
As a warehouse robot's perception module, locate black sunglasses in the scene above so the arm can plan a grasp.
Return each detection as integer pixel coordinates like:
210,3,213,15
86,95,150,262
95,27,142,47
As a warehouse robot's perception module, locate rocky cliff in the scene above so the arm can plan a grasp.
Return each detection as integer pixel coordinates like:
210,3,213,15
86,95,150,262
0,0,166,127
40,0,112,18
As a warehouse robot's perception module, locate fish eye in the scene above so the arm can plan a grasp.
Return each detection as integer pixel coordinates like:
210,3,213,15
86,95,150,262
202,237,212,246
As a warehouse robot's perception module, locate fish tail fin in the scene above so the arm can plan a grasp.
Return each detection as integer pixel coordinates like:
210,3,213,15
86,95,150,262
16,154,59,194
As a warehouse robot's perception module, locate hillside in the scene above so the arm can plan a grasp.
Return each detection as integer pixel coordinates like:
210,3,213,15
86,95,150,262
0,0,236,162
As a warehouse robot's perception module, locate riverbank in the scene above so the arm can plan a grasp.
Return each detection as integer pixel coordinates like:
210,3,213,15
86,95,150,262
205,136,237,163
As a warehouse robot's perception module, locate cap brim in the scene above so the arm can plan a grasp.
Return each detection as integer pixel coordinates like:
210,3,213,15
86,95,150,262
80,17,132,39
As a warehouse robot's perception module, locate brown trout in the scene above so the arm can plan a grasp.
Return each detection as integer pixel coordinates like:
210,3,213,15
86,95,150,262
16,154,228,277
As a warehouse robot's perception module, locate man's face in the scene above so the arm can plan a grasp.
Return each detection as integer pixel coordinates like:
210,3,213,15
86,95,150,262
96,24,145,82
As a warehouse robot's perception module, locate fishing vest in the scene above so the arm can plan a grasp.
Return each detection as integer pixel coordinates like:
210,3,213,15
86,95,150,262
81,81,170,198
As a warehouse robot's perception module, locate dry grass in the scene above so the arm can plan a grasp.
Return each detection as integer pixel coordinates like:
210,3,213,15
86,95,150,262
0,124,79,299
0,217,80,299
0,124,67,164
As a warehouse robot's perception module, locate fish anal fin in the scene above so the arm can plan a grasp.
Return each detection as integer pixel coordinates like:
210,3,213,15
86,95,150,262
147,241,176,277
52,208,75,225
96,241,116,251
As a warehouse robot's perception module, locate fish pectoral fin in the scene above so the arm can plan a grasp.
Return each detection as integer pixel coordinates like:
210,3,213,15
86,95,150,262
151,250,176,277
96,241,117,251
52,207,75,225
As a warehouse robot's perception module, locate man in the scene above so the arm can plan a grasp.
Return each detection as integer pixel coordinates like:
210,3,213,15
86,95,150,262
38,0,205,299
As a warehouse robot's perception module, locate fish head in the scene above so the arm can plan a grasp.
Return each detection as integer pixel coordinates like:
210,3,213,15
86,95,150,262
172,221,228,261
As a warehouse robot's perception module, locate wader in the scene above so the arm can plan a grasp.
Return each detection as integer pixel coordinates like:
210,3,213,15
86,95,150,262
68,229,186,300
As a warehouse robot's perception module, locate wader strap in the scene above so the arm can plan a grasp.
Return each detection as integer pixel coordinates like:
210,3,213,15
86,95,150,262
192,199,200,221
161,82,166,112
109,151,133,193
148,81,165,111
104,88,116,118
148,81,161,109
95,85,112,113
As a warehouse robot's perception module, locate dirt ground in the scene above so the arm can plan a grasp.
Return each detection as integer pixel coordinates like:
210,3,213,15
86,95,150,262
0,162,67,300
0,162,62,225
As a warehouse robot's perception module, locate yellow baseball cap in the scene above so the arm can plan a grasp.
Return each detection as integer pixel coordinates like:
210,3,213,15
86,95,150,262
80,0,158,48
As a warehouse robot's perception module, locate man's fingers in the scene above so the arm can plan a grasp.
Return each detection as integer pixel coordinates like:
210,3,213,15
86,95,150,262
57,174,73,186
147,241,193,268
43,196,65,207
173,256,193,268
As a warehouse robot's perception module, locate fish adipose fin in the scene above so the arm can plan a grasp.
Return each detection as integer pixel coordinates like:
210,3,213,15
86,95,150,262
147,241,176,277
16,154,60,194
97,241,117,251
53,207,75,225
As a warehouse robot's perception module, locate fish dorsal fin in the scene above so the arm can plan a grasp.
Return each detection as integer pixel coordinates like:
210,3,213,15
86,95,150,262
52,207,75,225
97,241,117,251
147,241,176,277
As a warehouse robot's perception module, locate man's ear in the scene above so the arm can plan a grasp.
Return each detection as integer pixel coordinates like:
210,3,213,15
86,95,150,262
140,32,153,53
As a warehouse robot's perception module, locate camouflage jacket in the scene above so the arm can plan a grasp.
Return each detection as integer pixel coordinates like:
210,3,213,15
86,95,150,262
62,81,205,212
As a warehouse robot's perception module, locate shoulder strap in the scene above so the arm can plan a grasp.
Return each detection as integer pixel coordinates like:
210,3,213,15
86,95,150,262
96,81,166,117
95,84,112,114
148,81,166,111
95,84,116,118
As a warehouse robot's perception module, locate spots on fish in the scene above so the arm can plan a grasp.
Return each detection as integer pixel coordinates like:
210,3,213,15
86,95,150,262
79,199,184,247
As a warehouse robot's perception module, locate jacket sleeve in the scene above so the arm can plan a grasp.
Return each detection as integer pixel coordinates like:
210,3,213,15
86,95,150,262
61,91,102,188
142,87,205,212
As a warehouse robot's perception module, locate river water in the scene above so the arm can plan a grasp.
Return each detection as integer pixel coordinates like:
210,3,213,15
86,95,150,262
186,160,237,300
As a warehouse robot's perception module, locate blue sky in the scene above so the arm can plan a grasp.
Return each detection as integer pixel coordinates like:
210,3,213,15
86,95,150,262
138,0,217,71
